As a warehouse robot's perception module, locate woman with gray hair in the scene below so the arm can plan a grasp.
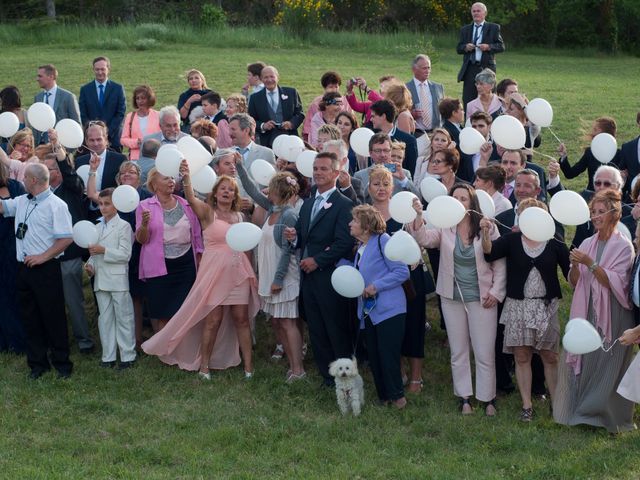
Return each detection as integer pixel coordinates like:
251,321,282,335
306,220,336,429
465,68,503,121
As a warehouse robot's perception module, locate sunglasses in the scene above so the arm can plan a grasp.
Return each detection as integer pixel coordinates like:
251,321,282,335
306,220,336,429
594,180,615,188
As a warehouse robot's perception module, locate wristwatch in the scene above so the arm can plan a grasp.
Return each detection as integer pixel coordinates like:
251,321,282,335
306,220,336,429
588,262,598,273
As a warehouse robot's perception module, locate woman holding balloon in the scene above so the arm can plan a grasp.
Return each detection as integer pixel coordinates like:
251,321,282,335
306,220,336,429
481,199,570,422
142,166,259,379
350,204,409,408
413,128,451,188
409,183,506,415
553,189,636,433
473,165,513,216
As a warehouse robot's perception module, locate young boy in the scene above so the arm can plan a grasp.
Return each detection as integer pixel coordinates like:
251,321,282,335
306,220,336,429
200,91,227,125
85,188,136,369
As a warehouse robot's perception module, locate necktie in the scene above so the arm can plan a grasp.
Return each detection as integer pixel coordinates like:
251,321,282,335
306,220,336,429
45,92,51,105
236,146,249,157
268,91,277,111
473,24,482,62
418,83,432,130
310,195,324,222
98,84,105,106
503,184,513,199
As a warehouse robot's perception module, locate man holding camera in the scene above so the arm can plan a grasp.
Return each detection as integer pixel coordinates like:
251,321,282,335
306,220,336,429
248,65,304,148
0,163,74,379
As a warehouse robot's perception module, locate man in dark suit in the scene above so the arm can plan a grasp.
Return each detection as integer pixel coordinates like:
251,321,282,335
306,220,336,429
369,100,419,176
456,2,505,109
405,54,445,136
284,152,354,386
247,65,304,148
74,121,126,221
79,56,126,152
34,64,81,145
618,112,640,195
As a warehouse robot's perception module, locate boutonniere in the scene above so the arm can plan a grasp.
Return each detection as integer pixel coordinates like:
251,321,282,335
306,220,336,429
323,202,332,210
281,94,288,100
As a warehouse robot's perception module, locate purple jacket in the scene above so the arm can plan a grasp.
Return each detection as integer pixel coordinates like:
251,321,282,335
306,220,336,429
135,195,204,280
356,233,409,326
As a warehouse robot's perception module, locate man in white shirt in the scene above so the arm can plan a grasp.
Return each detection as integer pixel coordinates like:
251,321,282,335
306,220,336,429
406,54,445,136
0,163,74,379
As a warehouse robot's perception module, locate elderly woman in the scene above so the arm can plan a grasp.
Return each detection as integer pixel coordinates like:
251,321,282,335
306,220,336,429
413,128,452,187
143,169,259,379
309,92,344,149
474,164,513,216
367,165,429,393
120,85,161,160
190,118,218,140
0,129,39,182
465,68,503,121
224,94,247,117
559,117,621,192
409,184,506,415
177,69,212,133
482,199,570,422
554,190,636,433
350,204,410,408
0,163,26,353
134,168,203,332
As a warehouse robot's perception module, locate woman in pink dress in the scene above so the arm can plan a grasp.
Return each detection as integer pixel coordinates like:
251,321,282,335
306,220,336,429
142,165,259,379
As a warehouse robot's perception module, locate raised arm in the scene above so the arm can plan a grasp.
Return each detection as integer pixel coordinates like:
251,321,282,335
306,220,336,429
179,159,211,224
86,152,102,203
235,154,272,211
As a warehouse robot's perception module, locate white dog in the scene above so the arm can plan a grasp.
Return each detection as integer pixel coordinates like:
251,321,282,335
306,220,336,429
328,357,365,416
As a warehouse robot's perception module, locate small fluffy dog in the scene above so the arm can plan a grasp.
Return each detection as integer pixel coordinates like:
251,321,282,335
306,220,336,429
328,357,365,416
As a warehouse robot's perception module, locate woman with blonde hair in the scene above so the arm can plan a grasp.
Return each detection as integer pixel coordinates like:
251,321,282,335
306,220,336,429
0,128,39,182
384,83,415,135
178,69,212,133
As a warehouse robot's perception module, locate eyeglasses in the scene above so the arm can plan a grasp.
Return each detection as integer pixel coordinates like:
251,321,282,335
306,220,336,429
594,180,615,188
372,148,391,154
431,159,447,165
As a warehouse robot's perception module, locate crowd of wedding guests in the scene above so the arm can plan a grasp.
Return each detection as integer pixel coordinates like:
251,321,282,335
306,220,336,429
1,35,640,433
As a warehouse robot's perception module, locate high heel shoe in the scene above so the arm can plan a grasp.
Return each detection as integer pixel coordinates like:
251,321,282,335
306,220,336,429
198,370,211,380
244,371,254,379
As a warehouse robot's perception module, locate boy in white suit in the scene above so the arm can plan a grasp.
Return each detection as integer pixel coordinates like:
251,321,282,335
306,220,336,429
85,188,136,369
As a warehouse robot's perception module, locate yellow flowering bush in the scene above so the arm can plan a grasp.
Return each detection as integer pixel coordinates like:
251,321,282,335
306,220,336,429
275,0,334,38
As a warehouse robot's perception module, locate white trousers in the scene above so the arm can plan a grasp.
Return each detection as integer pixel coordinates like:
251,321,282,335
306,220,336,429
96,291,136,363
441,297,497,402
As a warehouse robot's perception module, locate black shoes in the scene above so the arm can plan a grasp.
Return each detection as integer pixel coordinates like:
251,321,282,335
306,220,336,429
100,361,116,368
118,361,135,370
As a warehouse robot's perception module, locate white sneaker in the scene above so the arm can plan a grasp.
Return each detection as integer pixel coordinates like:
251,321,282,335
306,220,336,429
271,344,284,360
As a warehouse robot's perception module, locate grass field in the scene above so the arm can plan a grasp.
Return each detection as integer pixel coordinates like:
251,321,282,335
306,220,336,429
1,25,640,479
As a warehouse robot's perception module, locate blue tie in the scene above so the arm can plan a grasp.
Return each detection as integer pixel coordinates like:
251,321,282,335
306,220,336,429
98,84,105,106
236,146,249,157
45,92,51,105
310,195,324,222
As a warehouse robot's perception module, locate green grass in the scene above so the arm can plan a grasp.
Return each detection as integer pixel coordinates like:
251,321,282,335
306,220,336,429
1,25,640,479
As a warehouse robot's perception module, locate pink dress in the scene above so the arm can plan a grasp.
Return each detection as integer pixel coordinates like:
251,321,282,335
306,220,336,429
142,216,260,371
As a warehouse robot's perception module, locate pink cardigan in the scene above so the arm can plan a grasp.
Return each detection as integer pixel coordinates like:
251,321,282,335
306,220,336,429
346,90,383,123
408,223,506,302
135,195,204,280
120,109,161,160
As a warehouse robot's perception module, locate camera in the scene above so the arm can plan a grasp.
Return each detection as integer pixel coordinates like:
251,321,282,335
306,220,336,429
16,222,28,240
384,163,397,173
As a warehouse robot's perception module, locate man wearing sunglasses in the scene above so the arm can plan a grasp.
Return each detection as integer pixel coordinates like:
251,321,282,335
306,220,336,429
571,165,636,249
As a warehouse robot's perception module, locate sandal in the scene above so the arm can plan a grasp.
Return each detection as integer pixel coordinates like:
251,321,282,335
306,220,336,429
520,407,533,422
406,379,424,393
484,399,497,417
459,397,473,415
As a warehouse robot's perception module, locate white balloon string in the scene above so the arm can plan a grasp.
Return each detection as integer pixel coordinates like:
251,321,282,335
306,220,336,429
526,148,557,162
547,127,563,144
601,338,619,353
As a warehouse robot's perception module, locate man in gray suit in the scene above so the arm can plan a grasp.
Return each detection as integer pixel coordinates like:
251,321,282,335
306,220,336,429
406,54,444,137
228,113,276,174
34,64,81,145
142,105,188,145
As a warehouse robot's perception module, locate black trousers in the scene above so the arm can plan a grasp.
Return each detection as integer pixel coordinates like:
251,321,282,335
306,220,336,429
461,63,484,110
17,260,72,374
365,314,405,401
301,269,352,382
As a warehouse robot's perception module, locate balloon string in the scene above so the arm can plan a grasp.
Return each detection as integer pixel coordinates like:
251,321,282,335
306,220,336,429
601,338,619,353
547,127,563,144
526,148,557,162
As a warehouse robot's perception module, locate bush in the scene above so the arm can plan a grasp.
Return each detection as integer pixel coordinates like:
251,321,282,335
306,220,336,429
133,38,159,50
200,4,227,29
275,0,334,38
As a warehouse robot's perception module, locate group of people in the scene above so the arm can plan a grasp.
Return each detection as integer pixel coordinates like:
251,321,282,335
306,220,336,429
1,1,639,433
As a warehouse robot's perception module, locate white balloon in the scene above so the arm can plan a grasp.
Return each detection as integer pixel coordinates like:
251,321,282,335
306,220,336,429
476,189,496,218
420,177,447,202
295,150,316,178
72,220,99,248
384,230,422,265
389,191,419,224
55,119,84,149
177,136,212,174
281,135,305,162
331,265,365,298
0,111,20,138
272,135,289,159
591,133,617,164
225,222,263,252
111,185,140,213
350,128,375,157
518,207,555,242
250,159,277,186
616,222,632,242
459,126,486,155
491,115,526,150
27,102,56,132
425,196,466,229
562,318,602,355
191,166,218,194
549,190,590,226
525,98,554,128
76,164,90,188
155,145,183,177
